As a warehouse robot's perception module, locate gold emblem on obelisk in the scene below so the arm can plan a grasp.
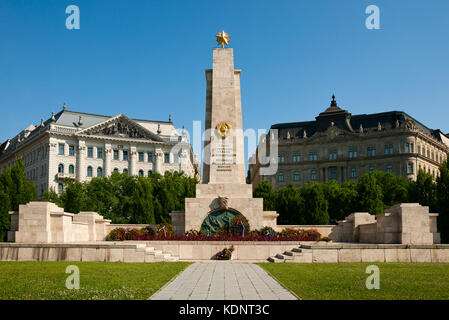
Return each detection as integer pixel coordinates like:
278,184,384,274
216,30,230,48
216,121,232,138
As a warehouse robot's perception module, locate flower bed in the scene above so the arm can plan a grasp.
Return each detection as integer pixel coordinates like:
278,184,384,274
106,226,323,242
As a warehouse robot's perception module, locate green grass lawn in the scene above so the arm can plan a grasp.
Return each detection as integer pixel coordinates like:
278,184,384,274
258,263,449,300
0,261,191,300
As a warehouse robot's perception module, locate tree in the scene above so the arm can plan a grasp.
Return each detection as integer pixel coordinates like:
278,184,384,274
436,159,449,243
323,180,357,222
10,158,36,210
356,173,384,215
0,189,11,242
274,183,303,225
130,177,155,224
371,171,411,208
253,181,276,211
412,169,437,210
300,182,329,225
60,180,90,214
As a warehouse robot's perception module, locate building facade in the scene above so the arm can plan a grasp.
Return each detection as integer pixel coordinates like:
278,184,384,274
0,105,200,199
248,95,449,189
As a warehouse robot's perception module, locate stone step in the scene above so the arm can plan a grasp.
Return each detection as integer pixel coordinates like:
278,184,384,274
155,252,171,259
268,256,284,263
284,250,301,257
165,256,179,262
292,248,302,253
275,253,285,260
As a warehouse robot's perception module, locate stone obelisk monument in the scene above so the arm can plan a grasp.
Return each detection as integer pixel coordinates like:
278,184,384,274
170,31,278,235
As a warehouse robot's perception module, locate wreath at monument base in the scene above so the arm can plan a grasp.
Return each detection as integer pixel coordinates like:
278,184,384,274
215,245,234,260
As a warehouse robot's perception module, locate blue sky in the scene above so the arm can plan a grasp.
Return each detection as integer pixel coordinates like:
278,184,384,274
1,0,448,163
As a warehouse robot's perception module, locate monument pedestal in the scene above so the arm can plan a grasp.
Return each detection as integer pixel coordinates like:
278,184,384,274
170,41,279,236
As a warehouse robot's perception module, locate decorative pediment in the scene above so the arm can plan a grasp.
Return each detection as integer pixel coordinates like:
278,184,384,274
76,114,164,141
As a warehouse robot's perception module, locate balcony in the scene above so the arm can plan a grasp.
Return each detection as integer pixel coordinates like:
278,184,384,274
56,173,76,180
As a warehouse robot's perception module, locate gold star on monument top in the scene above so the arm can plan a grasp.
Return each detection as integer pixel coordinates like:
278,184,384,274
216,30,230,48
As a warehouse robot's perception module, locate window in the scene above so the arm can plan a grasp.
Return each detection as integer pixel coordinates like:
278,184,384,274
348,149,357,159
330,168,336,180
123,150,128,161
278,172,284,182
328,151,337,160
351,168,357,178
69,145,75,156
292,154,300,162
369,167,374,172
58,183,64,195
311,170,317,181
138,152,144,162
87,166,93,177
148,170,153,176
69,165,74,174
113,150,119,160
138,170,144,177
97,148,103,159
87,147,93,158
164,153,170,163
113,168,119,173
278,154,285,163
309,152,317,161
147,152,153,163
405,143,414,153
384,144,393,155
123,168,128,175
97,167,103,177
407,163,414,174
293,172,300,181
367,146,376,157
386,165,392,173
58,144,65,155
58,164,64,174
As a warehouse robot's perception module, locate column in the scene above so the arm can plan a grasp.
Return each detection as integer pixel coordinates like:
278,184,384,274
154,148,163,174
129,145,137,176
104,143,112,177
77,140,86,182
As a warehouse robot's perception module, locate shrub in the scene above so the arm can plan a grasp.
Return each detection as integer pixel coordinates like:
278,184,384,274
321,236,332,242
106,227,126,241
123,228,144,240
215,226,230,236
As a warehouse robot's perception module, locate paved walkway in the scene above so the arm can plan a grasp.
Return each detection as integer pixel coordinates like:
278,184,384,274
150,262,297,300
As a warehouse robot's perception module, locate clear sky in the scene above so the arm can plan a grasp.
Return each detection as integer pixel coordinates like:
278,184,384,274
1,0,448,164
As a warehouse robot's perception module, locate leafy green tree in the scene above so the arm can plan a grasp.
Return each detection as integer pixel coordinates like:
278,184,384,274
412,169,437,210
253,181,276,211
44,187,63,207
300,182,329,224
10,158,36,210
323,180,357,222
0,189,11,242
371,171,412,208
130,177,155,224
60,180,90,214
274,183,303,225
436,159,449,243
356,173,384,214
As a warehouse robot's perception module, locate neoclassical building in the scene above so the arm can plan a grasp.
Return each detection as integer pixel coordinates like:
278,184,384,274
248,95,449,189
0,104,200,199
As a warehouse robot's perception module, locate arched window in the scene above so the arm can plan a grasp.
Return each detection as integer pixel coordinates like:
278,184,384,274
113,168,119,173
97,167,103,177
123,168,128,175
148,170,153,176
138,170,144,177
68,165,75,174
87,166,93,177
58,164,64,174
58,183,64,194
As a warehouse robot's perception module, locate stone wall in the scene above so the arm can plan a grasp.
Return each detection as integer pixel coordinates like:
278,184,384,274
7,201,153,243
334,203,440,245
